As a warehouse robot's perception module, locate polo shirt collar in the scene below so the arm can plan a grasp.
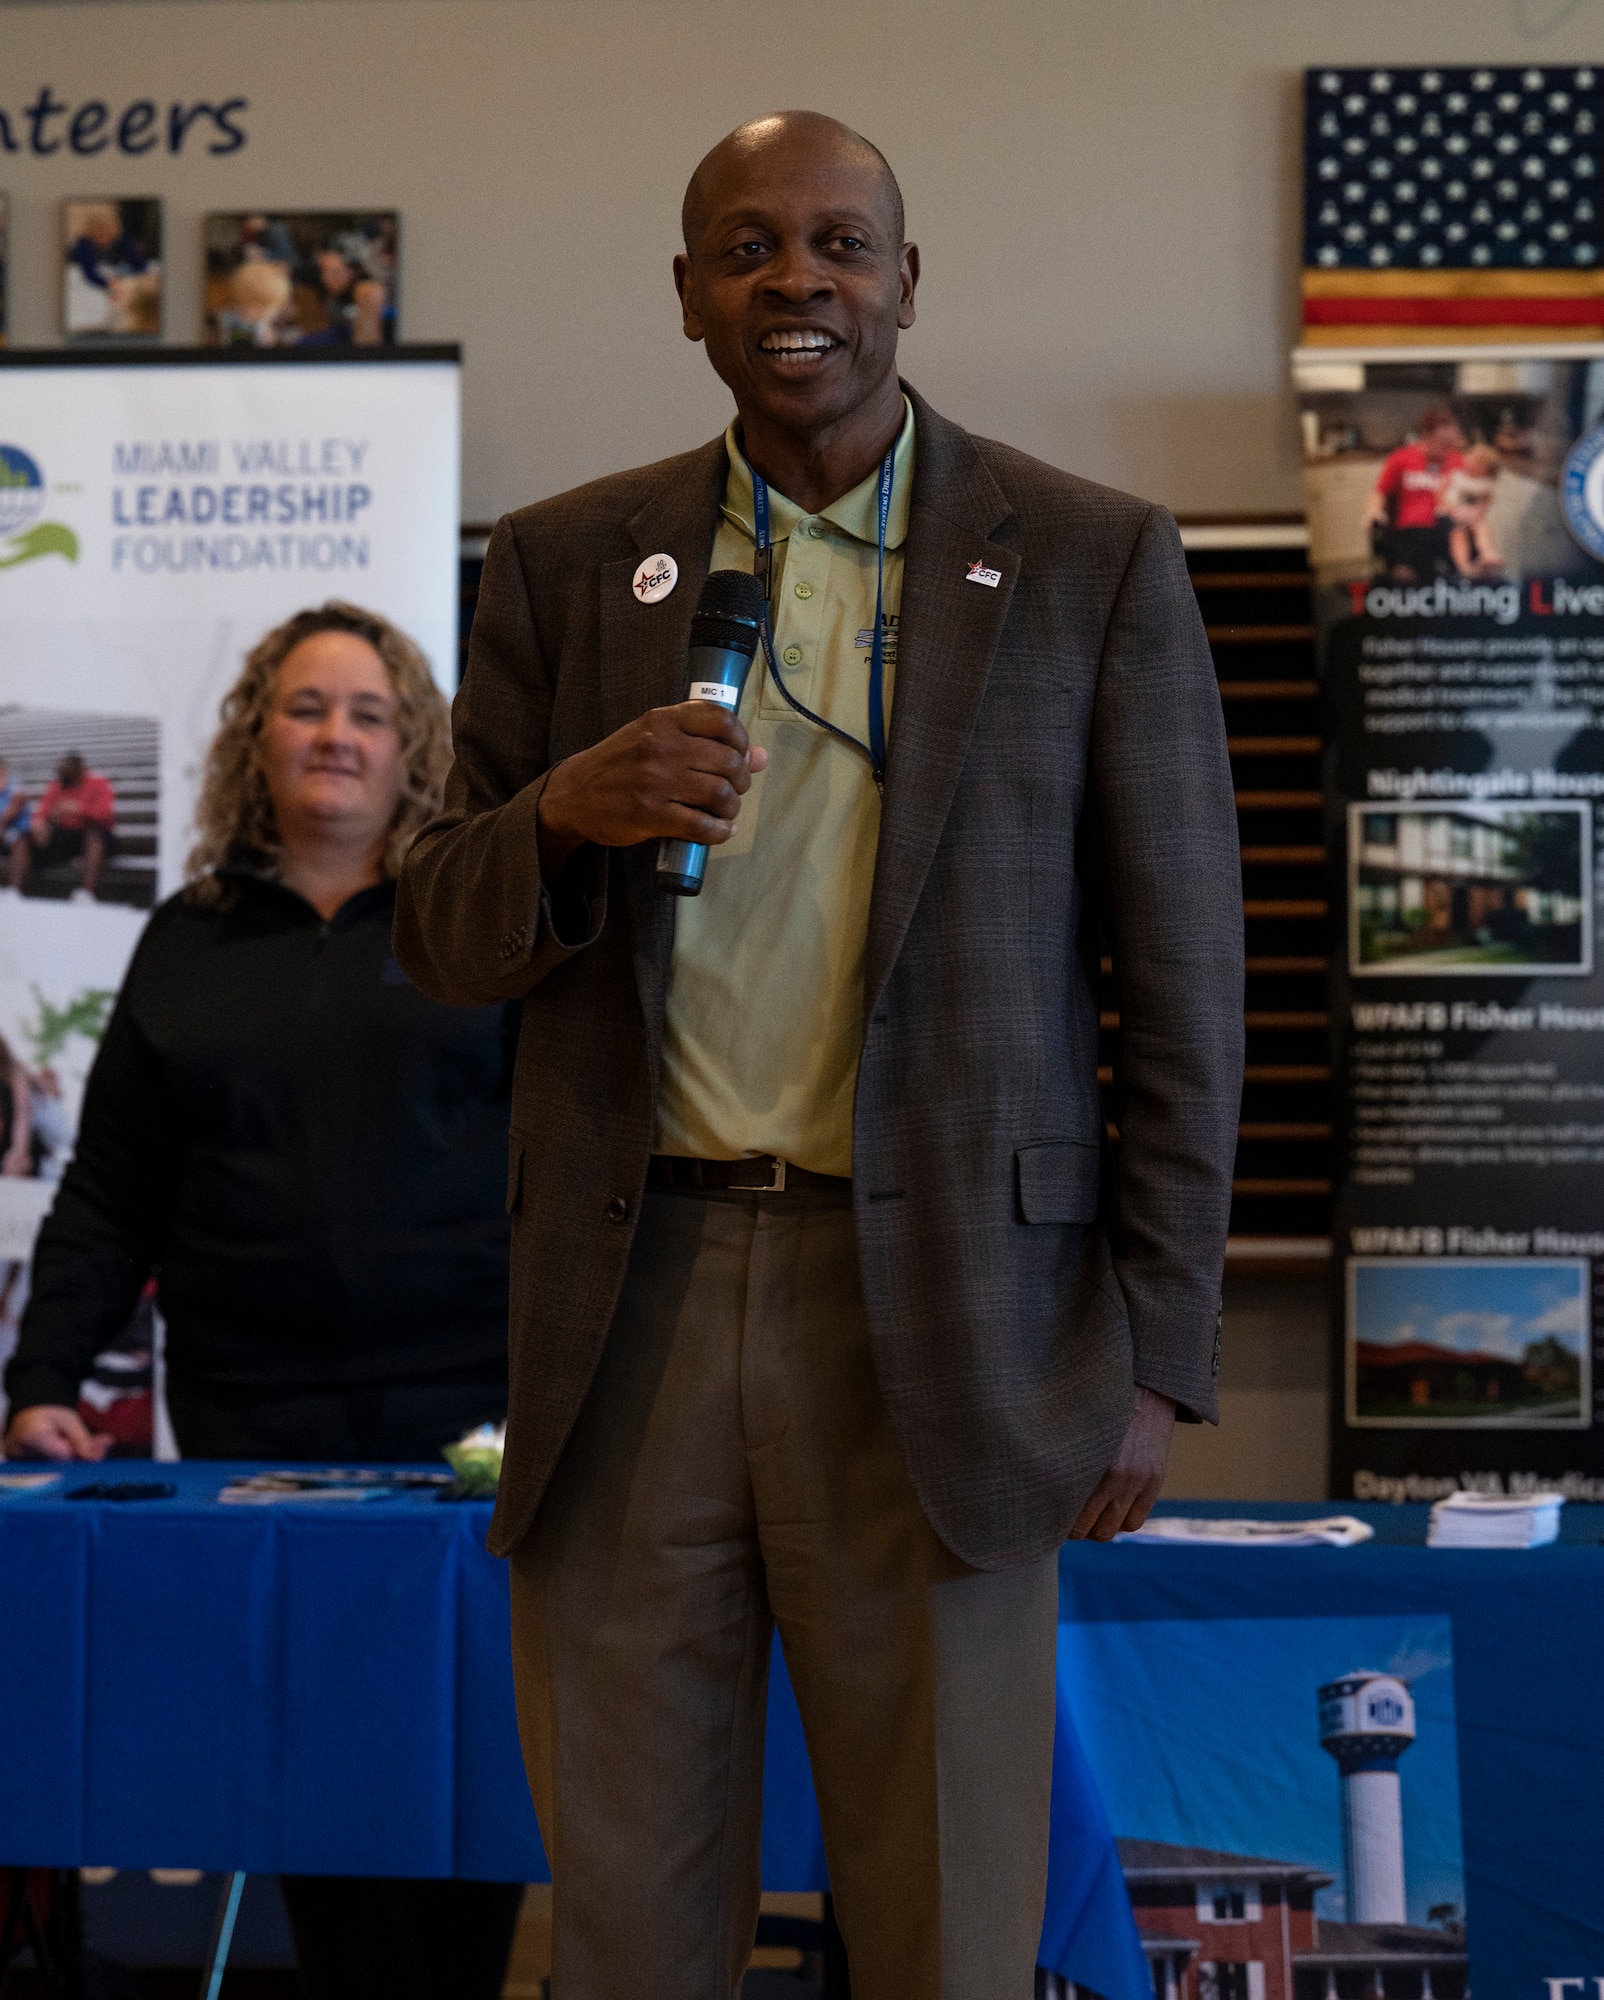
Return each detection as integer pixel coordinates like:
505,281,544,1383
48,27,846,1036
721,395,915,551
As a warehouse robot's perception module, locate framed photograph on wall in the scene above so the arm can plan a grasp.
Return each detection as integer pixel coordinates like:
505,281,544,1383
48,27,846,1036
203,211,398,347
62,199,163,341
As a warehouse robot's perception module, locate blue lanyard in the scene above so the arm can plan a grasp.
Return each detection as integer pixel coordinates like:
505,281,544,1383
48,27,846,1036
749,444,894,790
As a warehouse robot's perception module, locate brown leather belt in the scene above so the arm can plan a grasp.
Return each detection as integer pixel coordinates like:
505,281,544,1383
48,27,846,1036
647,1154,850,1194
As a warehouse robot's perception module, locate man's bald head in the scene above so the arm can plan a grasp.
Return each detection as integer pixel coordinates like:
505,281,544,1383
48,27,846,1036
681,111,904,255
672,108,918,498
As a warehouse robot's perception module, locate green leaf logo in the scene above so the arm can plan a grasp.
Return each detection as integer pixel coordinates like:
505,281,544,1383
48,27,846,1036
0,521,79,570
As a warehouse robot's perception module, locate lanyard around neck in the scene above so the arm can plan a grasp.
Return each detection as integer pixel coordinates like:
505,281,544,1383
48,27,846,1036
748,445,894,792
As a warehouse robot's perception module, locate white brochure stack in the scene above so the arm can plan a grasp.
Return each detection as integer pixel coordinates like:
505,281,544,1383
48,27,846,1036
1427,1492,1563,1548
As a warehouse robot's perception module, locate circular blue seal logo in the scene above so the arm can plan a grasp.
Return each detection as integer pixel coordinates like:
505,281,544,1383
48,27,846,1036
1562,423,1604,560
0,446,43,539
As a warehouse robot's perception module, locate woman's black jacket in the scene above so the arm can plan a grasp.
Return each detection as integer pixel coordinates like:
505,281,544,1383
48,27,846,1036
4,874,517,1413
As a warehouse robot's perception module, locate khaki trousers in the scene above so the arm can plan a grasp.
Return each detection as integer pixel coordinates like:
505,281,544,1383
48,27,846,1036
508,1186,1058,2000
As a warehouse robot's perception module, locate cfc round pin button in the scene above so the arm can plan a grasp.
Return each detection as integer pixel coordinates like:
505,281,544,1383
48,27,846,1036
632,553,678,603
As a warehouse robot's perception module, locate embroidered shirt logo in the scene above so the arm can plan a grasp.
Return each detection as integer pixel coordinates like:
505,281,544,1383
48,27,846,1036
854,612,899,665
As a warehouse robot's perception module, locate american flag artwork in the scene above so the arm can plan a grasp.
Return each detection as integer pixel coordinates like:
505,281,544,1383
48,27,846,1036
1303,66,1604,342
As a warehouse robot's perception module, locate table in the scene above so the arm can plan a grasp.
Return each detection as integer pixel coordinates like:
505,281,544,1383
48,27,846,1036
3,1476,1601,1998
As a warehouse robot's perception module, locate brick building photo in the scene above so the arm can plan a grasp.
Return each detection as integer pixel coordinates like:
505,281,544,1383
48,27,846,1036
1115,1839,1465,2000
1349,802,1588,974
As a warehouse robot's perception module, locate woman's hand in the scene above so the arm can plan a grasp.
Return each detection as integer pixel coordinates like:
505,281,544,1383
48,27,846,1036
3,1403,111,1461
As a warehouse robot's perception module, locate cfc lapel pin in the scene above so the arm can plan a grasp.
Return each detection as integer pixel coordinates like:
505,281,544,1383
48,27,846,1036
966,559,1002,587
632,553,679,603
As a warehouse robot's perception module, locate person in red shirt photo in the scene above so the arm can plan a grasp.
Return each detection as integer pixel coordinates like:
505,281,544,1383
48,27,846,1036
1363,402,1466,583
8,753,117,903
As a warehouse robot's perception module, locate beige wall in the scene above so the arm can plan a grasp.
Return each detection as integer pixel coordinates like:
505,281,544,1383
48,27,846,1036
2,0,1600,523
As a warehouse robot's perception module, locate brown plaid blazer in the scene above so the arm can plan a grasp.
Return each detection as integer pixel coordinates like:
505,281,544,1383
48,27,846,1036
394,384,1243,1568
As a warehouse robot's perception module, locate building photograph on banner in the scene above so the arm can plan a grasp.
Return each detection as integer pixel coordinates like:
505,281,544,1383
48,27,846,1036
0,350,459,1424
1347,798,1591,975
1060,1614,1469,1992
1346,1255,1590,1429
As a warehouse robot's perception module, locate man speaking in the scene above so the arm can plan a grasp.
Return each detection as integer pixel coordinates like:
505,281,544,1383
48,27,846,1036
396,112,1242,2000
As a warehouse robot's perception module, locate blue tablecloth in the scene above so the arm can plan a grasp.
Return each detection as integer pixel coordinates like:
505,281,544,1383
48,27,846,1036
3,1473,1600,1997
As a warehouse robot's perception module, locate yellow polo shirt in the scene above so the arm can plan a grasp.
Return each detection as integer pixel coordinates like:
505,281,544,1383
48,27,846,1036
653,398,915,1177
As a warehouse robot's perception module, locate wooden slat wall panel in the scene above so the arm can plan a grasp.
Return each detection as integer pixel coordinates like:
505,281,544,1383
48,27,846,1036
1095,541,1331,1263
1202,544,1330,1255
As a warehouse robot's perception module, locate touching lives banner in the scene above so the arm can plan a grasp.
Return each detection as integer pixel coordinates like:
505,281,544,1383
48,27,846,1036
1298,345,1604,1501
0,350,460,1425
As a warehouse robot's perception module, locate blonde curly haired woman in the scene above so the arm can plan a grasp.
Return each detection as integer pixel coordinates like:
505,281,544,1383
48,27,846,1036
3,602,524,2000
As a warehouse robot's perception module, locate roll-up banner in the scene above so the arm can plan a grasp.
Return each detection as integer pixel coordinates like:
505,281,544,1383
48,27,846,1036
1298,344,1604,1501
0,349,460,1417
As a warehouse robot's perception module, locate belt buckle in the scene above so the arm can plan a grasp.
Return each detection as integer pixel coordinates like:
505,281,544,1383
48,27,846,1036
750,1155,787,1193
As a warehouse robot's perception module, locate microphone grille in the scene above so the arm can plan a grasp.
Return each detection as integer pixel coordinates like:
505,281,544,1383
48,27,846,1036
689,567,766,660
694,568,766,626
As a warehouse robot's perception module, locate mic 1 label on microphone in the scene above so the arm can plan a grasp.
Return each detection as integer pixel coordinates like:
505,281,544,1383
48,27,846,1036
689,681,740,706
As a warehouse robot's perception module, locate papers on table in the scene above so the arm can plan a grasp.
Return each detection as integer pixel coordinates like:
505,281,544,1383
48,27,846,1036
0,1471,61,1493
1428,1491,1563,1548
1121,1514,1375,1548
218,1468,455,1505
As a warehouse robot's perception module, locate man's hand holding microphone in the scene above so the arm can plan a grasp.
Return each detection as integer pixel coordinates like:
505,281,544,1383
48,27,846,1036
536,569,768,891
536,703,767,875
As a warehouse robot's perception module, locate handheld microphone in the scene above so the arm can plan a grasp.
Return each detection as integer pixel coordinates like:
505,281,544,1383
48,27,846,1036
655,568,767,896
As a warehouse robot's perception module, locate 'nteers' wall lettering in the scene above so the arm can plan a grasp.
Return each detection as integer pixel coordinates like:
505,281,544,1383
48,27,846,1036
0,87,248,156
